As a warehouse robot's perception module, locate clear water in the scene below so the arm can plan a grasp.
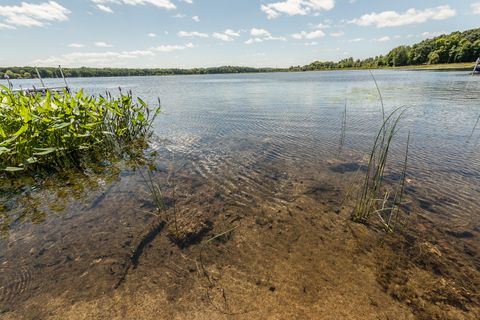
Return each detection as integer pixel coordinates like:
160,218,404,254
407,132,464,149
1,70,480,312
29,70,479,224
5,70,480,225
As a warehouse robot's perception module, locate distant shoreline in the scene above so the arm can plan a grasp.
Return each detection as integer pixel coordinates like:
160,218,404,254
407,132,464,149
0,62,475,81
389,62,475,71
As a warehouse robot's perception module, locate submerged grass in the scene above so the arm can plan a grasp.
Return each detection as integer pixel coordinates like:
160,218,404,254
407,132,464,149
337,99,347,156
0,85,160,174
139,165,179,238
352,107,410,231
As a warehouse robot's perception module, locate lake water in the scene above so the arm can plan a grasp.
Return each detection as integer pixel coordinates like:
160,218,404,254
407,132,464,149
57,70,480,226
1,70,480,316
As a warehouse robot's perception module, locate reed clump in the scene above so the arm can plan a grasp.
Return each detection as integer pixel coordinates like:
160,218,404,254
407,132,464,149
0,85,160,173
352,107,410,232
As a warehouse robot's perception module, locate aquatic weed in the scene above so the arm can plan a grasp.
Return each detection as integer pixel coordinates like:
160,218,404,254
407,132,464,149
351,107,411,231
0,85,160,173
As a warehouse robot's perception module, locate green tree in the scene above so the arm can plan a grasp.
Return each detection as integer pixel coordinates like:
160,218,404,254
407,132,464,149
427,51,440,64
5,70,17,79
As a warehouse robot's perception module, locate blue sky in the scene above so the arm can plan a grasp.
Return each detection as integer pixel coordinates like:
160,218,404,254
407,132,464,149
0,0,478,68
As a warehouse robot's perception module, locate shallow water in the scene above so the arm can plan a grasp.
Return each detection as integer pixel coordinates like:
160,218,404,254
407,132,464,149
2,70,480,315
46,70,480,226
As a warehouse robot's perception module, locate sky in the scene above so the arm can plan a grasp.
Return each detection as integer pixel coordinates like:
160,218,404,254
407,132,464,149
0,0,479,68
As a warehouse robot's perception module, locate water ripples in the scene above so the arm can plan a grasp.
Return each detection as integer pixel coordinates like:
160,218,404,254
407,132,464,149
144,71,480,228
0,265,34,309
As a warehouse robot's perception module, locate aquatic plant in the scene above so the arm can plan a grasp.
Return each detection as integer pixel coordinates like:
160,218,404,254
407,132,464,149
140,165,180,240
0,85,160,173
140,162,216,248
337,99,347,156
197,224,242,315
369,70,385,126
352,107,410,231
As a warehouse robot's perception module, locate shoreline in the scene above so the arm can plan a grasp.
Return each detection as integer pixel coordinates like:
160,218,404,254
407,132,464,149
389,62,475,71
0,63,476,81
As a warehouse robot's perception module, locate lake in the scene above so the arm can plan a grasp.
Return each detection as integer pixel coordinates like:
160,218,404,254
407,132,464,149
1,70,480,318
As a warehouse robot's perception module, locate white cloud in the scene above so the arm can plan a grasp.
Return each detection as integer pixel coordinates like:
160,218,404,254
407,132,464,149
420,31,445,38
212,32,233,42
148,32,157,37
212,29,240,41
329,31,344,37
246,28,286,44
152,42,194,52
348,38,365,42
349,5,456,28
245,38,263,44
0,22,16,30
261,0,335,19
472,3,480,15
192,15,200,22
0,1,70,28
292,29,325,40
304,41,318,46
94,41,113,48
313,22,331,29
91,0,175,10
251,28,271,37
374,36,390,42
68,43,85,48
177,31,209,38
96,4,113,13
34,50,155,67
224,29,240,37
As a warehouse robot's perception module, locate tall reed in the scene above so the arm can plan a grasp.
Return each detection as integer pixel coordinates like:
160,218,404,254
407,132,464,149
139,165,180,239
338,99,347,156
352,107,410,231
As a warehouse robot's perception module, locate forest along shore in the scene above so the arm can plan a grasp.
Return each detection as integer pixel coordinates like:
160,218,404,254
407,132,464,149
1,28,479,79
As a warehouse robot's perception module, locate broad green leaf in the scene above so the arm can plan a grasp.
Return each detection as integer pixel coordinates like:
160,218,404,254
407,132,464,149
0,146,10,155
33,147,57,156
52,122,71,130
4,166,24,172
0,135,19,147
26,157,38,164
14,123,28,136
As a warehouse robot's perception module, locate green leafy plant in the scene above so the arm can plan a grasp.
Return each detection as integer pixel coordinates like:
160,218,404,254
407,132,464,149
0,85,160,173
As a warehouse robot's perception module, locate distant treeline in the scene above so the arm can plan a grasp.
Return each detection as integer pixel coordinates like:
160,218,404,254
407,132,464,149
1,28,479,79
0,66,282,79
291,28,480,71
